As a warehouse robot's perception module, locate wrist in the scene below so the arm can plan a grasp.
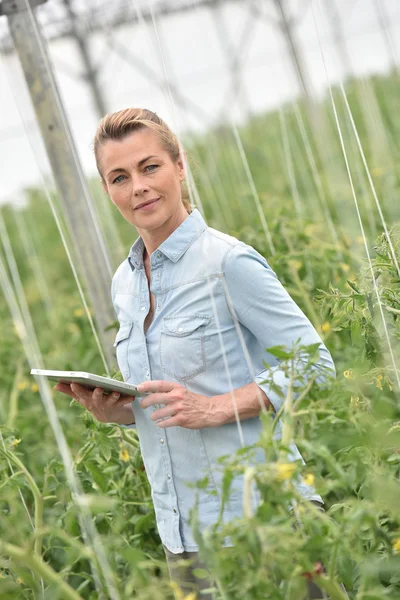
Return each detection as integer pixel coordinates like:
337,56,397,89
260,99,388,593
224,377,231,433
115,402,136,425
209,394,233,427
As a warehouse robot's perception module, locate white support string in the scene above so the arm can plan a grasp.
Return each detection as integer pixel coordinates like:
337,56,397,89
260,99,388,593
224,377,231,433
312,0,400,393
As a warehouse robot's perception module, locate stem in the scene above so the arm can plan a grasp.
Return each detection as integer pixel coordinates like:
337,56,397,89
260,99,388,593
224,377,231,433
118,428,139,448
0,447,44,556
382,303,400,315
0,541,83,600
291,374,317,412
280,358,295,458
243,467,256,519
36,526,94,560
290,267,320,327
7,358,24,429
313,574,349,600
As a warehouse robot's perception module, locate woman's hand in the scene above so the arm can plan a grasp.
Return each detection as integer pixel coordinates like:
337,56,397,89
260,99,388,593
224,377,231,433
53,383,136,424
138,380,222,429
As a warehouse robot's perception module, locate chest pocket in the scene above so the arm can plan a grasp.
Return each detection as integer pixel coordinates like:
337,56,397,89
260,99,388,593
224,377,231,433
160,315,210,381
113,321,133,381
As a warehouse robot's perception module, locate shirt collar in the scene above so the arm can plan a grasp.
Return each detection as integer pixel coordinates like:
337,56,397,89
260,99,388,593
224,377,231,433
127,209,207,271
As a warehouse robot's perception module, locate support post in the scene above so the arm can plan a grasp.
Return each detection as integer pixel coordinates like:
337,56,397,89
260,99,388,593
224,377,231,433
4,0,116,368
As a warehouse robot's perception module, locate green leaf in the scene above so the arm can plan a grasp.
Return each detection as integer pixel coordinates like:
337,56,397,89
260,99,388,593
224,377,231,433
192,568,209,579
347,280,362,294
267,345,293,359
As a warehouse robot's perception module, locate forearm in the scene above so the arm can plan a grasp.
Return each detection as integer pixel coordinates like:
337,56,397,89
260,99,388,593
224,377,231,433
212,383,275,426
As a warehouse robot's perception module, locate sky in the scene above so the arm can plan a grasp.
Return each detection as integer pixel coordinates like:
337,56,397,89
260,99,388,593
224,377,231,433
0,0,399,206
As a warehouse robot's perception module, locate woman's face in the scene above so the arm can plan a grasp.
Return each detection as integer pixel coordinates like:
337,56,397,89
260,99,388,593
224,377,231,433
99,127,186,234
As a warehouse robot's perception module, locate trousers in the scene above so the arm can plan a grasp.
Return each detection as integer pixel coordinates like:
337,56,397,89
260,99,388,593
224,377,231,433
163,501,349,600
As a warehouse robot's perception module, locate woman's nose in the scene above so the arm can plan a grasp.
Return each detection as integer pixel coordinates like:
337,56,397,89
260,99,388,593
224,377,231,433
132,174,149,196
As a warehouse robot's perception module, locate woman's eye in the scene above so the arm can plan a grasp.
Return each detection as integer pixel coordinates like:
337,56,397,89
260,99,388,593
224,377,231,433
145,164,158,173
113,174,125,184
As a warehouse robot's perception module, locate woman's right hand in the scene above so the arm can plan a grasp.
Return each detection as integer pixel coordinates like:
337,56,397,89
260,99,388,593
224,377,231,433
53,382,136,425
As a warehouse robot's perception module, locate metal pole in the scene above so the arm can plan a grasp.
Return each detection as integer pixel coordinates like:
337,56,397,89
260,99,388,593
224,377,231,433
273,0,313,106
62,0,108,118
4,0,116,367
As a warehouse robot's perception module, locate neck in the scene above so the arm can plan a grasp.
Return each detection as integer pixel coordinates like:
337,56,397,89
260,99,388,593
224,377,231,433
138,206,189,259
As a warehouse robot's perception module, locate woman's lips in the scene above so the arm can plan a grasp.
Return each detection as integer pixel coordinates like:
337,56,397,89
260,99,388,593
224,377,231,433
136,197,160,211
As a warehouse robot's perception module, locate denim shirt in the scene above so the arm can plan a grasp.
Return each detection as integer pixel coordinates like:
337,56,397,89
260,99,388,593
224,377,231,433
111,209,333,553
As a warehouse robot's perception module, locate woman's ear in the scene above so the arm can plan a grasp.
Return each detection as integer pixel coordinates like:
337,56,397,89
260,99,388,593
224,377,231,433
177,153,186,181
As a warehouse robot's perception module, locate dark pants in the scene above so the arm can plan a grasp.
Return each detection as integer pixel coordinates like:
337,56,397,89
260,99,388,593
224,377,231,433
164,501,348,600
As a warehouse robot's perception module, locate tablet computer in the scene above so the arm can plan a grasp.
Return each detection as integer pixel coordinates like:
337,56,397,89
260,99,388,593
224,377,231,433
30,369,142,398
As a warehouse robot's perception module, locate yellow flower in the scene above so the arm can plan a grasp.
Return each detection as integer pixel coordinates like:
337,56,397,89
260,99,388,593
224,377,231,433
170,582,185,600
31,383,39,392
320,322,331,334
302,473,315,486
344,370,354,380
17,381,28,391
288,260,302,272
340,263,350,272
371,166,383,177
275,463,296,481
11,439,21,447
119,449,130,462
73,308,85,318
16,577,23,585
392,537,400,553
373,373,383,390
169,582,196,600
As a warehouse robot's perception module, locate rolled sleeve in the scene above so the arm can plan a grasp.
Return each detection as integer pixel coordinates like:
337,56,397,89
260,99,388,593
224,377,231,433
223,244,336,413
255,366,292,414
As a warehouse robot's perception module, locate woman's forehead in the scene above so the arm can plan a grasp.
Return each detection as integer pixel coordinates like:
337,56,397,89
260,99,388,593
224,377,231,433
100,128,167,169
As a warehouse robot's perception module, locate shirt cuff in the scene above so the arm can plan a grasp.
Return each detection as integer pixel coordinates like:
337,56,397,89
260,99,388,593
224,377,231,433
255,360,335,415
255,366,290,414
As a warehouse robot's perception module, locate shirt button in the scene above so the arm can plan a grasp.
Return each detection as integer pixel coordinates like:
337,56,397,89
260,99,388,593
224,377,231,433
167,474,171,480
178,327,183,332
160,438,164,444
145,371,150,378
173,508,177,514
156,305,161,312
157,251,162,258
141,306,146,311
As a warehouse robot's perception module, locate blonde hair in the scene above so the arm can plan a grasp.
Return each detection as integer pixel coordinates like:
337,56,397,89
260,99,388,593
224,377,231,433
94,108,192,213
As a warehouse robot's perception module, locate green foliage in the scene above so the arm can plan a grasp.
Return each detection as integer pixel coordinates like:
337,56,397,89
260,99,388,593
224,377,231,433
0,73,400,598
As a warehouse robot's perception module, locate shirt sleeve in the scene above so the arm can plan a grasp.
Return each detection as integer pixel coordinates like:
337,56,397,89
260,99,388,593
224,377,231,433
222,243,336,414
111,269,136,429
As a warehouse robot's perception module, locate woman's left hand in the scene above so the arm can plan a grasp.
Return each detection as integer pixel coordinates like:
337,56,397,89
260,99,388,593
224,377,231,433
137,380,221,429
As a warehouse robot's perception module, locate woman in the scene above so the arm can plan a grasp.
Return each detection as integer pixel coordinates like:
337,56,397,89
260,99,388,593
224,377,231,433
55,108,337,599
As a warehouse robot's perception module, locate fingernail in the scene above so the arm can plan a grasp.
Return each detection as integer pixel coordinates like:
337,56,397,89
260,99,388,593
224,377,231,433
137,384,144,392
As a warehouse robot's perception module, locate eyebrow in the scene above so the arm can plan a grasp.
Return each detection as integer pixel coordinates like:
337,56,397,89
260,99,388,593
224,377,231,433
107,155,158,177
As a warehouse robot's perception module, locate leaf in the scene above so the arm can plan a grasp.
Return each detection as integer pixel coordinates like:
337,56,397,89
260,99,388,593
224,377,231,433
266,345,293,359
347,280,362,294
134,512,155,535
85,461,107,491
120,546,147,564
192,568,209,579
